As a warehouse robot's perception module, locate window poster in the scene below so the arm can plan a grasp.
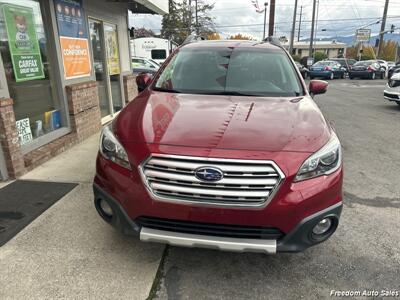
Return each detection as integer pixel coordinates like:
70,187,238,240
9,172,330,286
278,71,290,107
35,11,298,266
55,0,91,79
2,4,45,82
16,118,33,145
104,26,120,75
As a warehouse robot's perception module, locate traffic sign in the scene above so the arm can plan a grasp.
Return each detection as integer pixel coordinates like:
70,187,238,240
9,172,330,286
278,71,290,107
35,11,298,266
356,29,371,42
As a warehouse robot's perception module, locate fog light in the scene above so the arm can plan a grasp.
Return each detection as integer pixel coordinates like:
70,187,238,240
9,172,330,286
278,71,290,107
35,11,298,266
99,199,113,218
312,218,332,235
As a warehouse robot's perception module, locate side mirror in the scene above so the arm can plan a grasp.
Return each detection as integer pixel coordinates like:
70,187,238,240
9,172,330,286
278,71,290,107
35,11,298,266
309,80,328,97
136,72,153,93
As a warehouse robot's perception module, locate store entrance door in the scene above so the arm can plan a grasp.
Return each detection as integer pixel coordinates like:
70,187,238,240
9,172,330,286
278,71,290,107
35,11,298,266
88,19,122,120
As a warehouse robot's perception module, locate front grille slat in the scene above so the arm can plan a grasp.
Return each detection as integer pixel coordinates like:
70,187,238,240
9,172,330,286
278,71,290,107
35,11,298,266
136,216,285,240
147,158,276,173
140,155,284,207
144,169,279,185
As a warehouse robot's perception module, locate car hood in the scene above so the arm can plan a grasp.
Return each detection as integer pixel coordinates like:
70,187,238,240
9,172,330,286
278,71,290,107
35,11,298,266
115,91,331,153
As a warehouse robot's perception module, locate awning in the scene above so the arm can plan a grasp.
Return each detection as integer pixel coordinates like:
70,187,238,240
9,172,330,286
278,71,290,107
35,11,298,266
107,0,168,15
128,0,168,15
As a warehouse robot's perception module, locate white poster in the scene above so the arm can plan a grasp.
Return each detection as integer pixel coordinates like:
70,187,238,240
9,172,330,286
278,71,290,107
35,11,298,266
16,118,33,145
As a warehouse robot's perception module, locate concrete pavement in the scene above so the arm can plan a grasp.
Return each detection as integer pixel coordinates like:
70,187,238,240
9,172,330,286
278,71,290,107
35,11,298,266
0,133,165,300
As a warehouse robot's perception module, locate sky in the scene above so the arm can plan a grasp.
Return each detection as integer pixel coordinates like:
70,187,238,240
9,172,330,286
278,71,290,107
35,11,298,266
129,0,400,41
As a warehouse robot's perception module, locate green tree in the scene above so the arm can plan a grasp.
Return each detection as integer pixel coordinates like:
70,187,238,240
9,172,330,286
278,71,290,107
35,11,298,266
161,0,187,44
314,51,328,62
161,0,215,45
291,54,301,62
193,0,216,36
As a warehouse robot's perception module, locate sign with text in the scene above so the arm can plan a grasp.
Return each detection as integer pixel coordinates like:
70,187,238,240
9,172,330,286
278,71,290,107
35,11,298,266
16,118,33,145
55,0,91,79
54,0,88,39
2,4,45,82
60,37,91,78
356,29,371,42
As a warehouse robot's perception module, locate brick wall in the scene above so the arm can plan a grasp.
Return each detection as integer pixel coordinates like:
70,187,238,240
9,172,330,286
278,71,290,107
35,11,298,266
24,81,102,172
66,81,102,141
123,74,138,104
0,98,25,178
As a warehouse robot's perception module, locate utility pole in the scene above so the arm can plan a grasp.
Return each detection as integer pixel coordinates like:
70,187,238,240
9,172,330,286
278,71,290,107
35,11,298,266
378,0,390,57
289,0,298,54
268,0,275,37
189,0,192,33
263,3,268,40
297,5,303,42
195,0,198,35
308,0,317,64
313,0,320,57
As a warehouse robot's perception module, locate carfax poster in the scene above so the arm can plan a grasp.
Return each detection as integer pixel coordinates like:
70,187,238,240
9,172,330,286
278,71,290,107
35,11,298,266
2,4,45,82
54,0,91,79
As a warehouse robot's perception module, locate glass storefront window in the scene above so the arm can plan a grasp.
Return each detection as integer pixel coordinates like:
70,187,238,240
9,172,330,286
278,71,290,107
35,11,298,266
0,0,64,146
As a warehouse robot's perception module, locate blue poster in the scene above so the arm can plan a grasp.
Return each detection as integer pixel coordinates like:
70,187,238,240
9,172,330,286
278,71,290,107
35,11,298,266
54,0,88,39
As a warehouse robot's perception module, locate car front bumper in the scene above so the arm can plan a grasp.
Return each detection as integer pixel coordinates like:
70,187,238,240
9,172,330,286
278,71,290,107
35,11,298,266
384,86,400,103
93,182,343,253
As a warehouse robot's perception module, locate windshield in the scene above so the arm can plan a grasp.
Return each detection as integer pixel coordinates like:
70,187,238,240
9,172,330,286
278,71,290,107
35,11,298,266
354,61,371,66
153,47,303,97
314,61,333,66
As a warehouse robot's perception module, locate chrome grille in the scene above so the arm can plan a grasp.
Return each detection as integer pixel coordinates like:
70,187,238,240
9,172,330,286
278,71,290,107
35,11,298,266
139,155,285,207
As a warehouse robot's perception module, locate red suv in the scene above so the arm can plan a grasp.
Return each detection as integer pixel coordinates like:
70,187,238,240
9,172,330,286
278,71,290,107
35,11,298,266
93,39,343,253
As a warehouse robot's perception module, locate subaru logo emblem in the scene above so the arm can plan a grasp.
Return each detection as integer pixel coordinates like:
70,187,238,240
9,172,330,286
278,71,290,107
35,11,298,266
195,167,224,182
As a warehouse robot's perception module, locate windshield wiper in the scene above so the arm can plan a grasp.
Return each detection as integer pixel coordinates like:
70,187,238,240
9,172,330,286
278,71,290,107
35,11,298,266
153,87,182,93
213,91,260,96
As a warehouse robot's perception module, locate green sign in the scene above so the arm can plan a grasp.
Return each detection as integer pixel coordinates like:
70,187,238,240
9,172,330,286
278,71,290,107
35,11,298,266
2,4,44,82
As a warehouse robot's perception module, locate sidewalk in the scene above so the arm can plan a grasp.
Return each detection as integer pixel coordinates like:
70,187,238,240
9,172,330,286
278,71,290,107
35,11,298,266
0,133,164,300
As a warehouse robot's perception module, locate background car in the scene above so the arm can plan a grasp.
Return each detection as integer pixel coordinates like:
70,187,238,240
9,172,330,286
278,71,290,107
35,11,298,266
330,58,357,73
132,57,160,75
309,60,345,80
348,61,385,79
376,59,389,78
384,72,400,106
387,61,395,70
388,62,400,79
295,62,309,79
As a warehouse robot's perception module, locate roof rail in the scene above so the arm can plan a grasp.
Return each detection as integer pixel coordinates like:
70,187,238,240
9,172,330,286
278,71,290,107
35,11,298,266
262,36,283,48
182,34,206,46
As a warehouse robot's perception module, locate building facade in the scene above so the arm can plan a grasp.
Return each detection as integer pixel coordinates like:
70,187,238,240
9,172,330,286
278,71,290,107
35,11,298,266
0,0,167,180
284,41,347,59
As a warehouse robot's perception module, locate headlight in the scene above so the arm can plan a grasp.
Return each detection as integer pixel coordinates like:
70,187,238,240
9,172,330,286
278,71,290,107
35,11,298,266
295,133,341,182
100,125,131,170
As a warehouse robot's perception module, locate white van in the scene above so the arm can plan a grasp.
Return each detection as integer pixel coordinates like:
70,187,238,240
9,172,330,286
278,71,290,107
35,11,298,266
130,37,177,64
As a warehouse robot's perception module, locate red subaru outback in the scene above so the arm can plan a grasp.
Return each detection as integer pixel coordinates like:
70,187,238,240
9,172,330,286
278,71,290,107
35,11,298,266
93,39,343,253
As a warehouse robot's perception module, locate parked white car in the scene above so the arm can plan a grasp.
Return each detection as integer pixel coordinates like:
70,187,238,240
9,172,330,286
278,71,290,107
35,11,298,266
131,57,160,75
384,72,400,106
377,59,389,78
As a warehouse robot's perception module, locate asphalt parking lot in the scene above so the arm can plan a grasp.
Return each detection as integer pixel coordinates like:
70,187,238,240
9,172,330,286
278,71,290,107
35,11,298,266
153,79,400,299
0,79,399,299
